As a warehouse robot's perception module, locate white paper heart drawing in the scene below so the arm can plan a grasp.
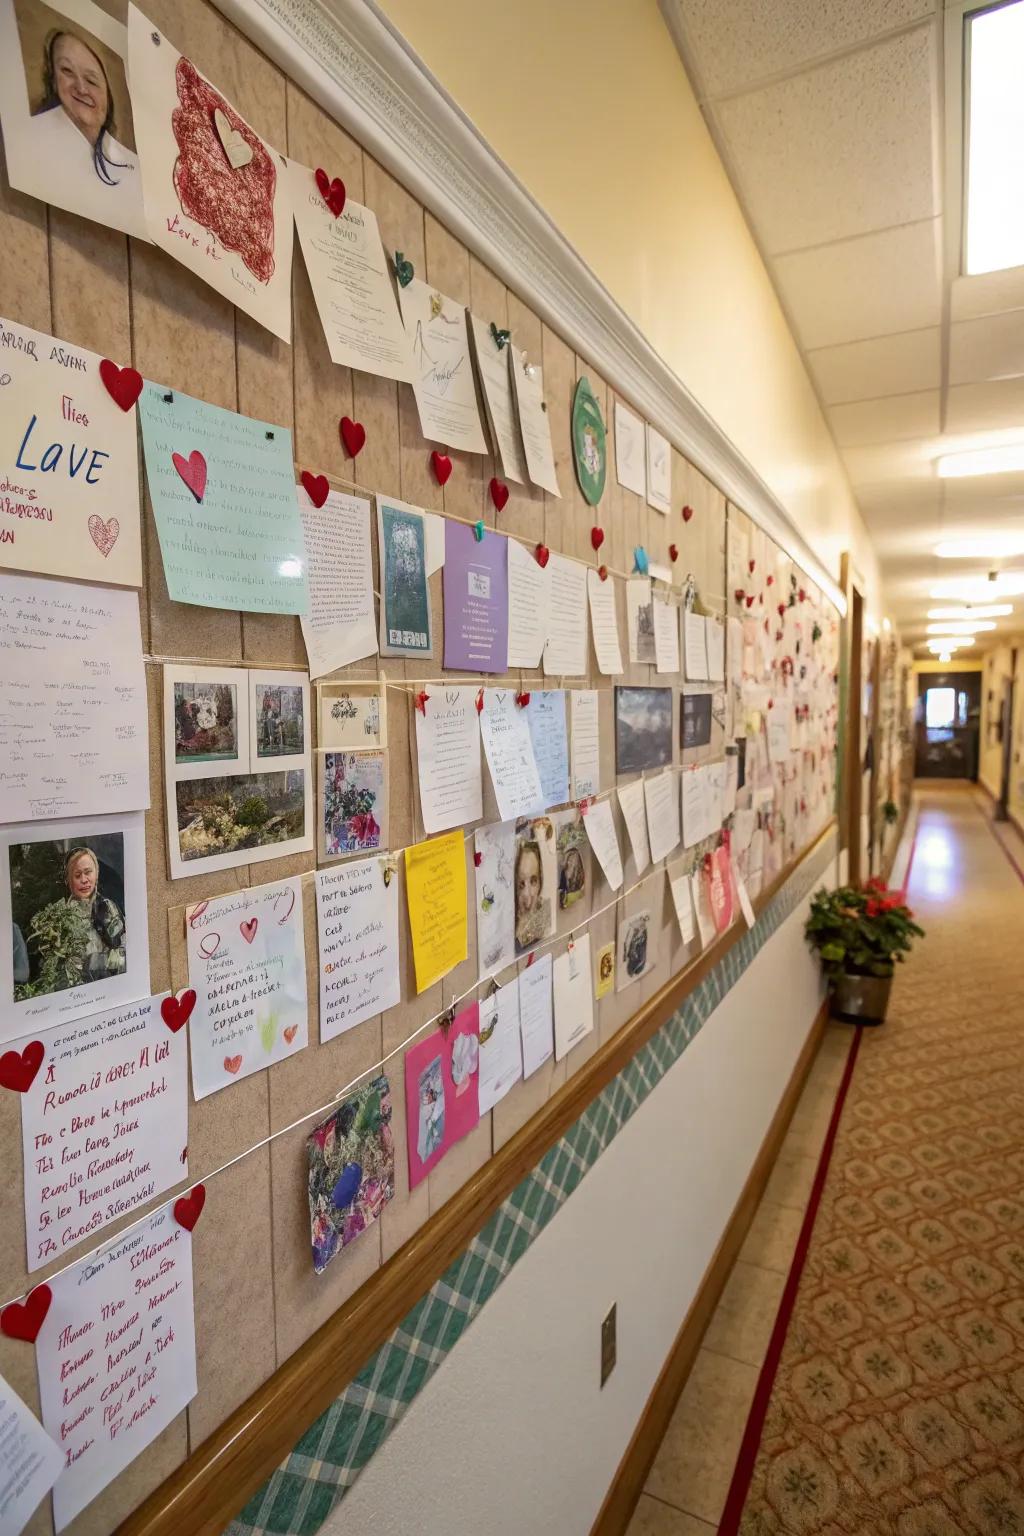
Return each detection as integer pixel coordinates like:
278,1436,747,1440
213,108,253,170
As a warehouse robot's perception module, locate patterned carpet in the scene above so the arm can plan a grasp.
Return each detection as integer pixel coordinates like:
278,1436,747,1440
732,786,1024,1536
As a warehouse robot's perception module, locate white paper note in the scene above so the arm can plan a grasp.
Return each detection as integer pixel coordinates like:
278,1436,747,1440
298,486,377,677
543,556,588,676
507,539,550,667
706,616,726,682
570,690,601,800
480,690,545,820
509,351,561,497
587,570,624,675
526,692,570,809
415,687,484,833
653,597,681,674
645,771,681,864
584,799,623,890
735,865,757,929
626,578,657,665
399,278,487,452
518,952,554,1077
0,1369,62,1535
669,864,696,944
475,820,516,979
684,611,710,681
614,402,646,497
185,878,308,1099
616,779,650,874
315,857,400,1043
478,978,523,1113
691,868,717,947
682,765,710,848
18,995,188,1272
553,935,594,1061
0,573,147,822
645,424,672,514
467,315,527,482
39,1203,197,1531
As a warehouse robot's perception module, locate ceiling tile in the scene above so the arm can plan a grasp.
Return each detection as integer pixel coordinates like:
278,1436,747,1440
774,219,942,349
946,378,1024,433
948,311,1024,385
806,327,940,404
667,0,936,100
716,25,939,254
841,436,941,488
830,390,940,447
950,265,1024,322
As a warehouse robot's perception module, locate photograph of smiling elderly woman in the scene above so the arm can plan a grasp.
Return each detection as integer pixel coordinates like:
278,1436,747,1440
0,0,147,237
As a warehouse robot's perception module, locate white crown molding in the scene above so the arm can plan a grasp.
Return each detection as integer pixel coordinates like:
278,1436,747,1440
213,0,845,613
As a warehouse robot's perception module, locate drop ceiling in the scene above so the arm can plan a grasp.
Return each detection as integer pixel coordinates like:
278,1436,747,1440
661,0,1024,655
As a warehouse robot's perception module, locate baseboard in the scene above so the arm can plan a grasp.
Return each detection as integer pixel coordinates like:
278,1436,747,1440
590,994,830,1536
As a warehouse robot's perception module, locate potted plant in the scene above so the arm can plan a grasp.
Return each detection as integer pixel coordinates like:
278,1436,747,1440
805,877,923,1024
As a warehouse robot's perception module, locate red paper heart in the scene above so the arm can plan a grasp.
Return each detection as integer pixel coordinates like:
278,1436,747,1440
778,603,786,618
172,450,207,503
314,167,346,217
339,417,366,458
473,850,483,867
240,918,258,944
1,1284,51,1343
88,514,120,557
745,595,755,608
284,1024,299,1044
681,505,694,522
598,565,609,581
224,1055,243,1074
431,451,453,486
99,359,143,412
590,526,605,551
174,1185,206,1232
766,574,774,587
300,470,329,508
734,588,745,603
669,544,679,562
515,691,531,708
748,559,756,574
489,477,509,512
161,990,196,1033
0,1040,44,1094
535,543,550,568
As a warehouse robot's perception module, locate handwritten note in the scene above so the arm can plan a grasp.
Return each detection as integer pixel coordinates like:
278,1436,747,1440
289,168,414,381
507,538,550,667
682,765,712,847
519,952,554,1077
706,616,726,682
653,597,681,674
553,936,594,1060
415,688,483,833
570,690,601,800
0,573,147,822
0,1369,62,1534
526,692,569,809
584,799,623,890
399,279,487,453
478,979,523,1114
38,1204,197,1531
443,521,509,673
185,877,307,1099
405,832,468,992
614,403,646,497
684,611,709,681
0,315,142,588
475,819,516,979
298,486,376,677
509,351,561,496
543,556,588,676
587,569,624,675
468,315,528,482
18,995,188,1272
691,867,717,947
139,385,308,614
645,771,681,864
616,779,651,873
669,863,697,944
315,857,400,1043
480,690,544,820
646,424,672,513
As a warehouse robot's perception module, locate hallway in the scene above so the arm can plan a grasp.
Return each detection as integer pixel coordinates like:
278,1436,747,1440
631,784,1024,1534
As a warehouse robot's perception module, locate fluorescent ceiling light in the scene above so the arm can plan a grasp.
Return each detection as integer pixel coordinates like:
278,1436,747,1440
930,571,1024,599
965,0,1024,275
939,652,952,663
934,535,1024,558
937,444,1024,478
927,640,967,654
927,621,996,635
927,604,1013,619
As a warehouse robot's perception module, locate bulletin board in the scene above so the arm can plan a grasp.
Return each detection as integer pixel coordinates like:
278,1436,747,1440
0,0,840,1529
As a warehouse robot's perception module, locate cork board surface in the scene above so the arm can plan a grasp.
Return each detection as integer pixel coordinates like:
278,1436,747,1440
0,2,837,1529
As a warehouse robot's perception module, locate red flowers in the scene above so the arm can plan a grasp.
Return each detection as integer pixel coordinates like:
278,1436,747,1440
865,897,881,918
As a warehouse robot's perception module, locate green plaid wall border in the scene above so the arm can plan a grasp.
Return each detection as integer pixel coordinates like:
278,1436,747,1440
228,833,836,1536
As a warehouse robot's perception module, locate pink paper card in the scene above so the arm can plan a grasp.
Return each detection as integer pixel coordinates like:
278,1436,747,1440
405,1003,480,1189
708,845,734,934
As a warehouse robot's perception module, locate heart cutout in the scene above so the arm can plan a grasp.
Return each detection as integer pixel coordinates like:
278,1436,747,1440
598,565,609,581
590,526,605,552
431,451,453,486
489,477,509,512
240,918,258,944
283,1024,299,1044
681,504,694,522
1,1284,51,1343
174,1185,206,1232
88,515,120,557
748,559,756,574
314,167,346,217
213,108,253,170
301,469,329,509
340,417,366,458
669,544,679,562
745,595,755,608
98,359,142,412
172,450,207,503
535,543,550,568
473,850,483,867
224,1055,243,1074
0,1041,44,1094
161,990,196,1033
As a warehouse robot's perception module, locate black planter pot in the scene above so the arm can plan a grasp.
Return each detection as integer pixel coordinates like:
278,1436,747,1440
830,970,893,1025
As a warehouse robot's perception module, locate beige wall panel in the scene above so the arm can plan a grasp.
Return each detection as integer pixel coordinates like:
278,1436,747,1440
0,142,50,333
539,326,578,564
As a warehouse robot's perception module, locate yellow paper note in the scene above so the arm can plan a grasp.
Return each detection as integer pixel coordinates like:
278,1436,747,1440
594,940,616,999
404,831,468,992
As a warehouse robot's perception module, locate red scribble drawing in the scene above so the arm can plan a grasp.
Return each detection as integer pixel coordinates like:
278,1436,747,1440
171,58,275,283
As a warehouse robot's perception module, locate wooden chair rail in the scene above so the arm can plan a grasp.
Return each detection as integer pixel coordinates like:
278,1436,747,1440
117,820,837,1536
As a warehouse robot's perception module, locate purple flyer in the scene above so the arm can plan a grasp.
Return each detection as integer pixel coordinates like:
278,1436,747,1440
442,520,510,673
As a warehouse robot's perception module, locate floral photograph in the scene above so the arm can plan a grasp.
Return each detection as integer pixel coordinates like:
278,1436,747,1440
306,1074,395,1274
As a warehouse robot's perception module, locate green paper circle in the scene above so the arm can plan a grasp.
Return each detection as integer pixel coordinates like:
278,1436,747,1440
571,376,606,507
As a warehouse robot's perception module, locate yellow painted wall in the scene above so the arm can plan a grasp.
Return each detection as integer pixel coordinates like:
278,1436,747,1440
379,0,880,608
979,643,1023,799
